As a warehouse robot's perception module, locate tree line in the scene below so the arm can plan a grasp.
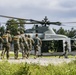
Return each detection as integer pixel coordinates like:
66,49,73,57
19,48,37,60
53,27,76,38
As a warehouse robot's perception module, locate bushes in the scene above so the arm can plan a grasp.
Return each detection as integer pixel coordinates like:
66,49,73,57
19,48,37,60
0,60,76,75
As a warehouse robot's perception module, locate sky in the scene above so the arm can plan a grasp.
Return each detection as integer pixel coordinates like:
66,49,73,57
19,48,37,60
0,0,76,30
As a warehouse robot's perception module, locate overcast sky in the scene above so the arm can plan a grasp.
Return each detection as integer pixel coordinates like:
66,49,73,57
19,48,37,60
0,0,76,29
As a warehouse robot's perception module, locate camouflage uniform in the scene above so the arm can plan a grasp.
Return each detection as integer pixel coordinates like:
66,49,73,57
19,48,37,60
27,35,34,58
13,32,21,59
20,31,28,59
64,41,69,58
34,34,42,58
59,41,69,58
1,30,12,59
23,34,29,58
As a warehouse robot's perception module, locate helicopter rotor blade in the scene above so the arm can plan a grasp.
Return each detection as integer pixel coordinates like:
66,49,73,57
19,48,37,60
0,15,62,25
29,20,62,25
0,22,40,25
29,19,44,24
0,15,45,24
47,21,61,26
0,21,62,25
62,22,76,23
58,24,76,27
0,15,66,26
0,15,30,21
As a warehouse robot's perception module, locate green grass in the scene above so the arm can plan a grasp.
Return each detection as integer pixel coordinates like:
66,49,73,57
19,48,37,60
0,60,76,75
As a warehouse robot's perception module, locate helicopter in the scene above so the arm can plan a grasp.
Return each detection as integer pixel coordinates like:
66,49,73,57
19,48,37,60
0,15,76,56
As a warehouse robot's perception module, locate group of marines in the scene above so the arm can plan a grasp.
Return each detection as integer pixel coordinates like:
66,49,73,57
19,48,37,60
0,30,42,59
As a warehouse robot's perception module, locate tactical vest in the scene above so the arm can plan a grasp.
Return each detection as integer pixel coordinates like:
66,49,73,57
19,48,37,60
2,34,8,43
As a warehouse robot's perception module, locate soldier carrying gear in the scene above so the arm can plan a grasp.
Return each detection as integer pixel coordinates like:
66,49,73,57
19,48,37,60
59,41,69,58
1,30,12,59
23,34,29,59
20,31,28,59
28,35,34,51
34,34,42,59
13,31,21,59
64,41,69,58
27,35,34,58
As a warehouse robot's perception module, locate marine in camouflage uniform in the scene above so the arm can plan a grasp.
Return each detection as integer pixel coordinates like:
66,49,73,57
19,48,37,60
20,31,28,59
13,31,21,59
1,30,12,59
59,41,69,58
27,35,34,58
64,41,69,58
34,34,42,58
23,34,29,58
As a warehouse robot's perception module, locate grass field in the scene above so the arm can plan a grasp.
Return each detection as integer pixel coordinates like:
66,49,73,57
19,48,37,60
0,51,76,75
0,60,76,75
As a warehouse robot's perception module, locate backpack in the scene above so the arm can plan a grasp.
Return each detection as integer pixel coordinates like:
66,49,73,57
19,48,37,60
2,34,8,43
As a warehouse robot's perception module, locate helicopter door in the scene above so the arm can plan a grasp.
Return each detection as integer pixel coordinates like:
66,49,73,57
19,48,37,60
41,40,63,53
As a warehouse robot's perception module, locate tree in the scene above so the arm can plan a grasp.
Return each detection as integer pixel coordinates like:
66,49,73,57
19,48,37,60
6,19,25,35
17,19,25,32
54,27,76,38
68,28,76,38
57,27,66,35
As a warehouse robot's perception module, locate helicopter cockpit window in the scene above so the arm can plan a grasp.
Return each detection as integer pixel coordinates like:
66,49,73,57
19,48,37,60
35,26,49,33
26,25,49,33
